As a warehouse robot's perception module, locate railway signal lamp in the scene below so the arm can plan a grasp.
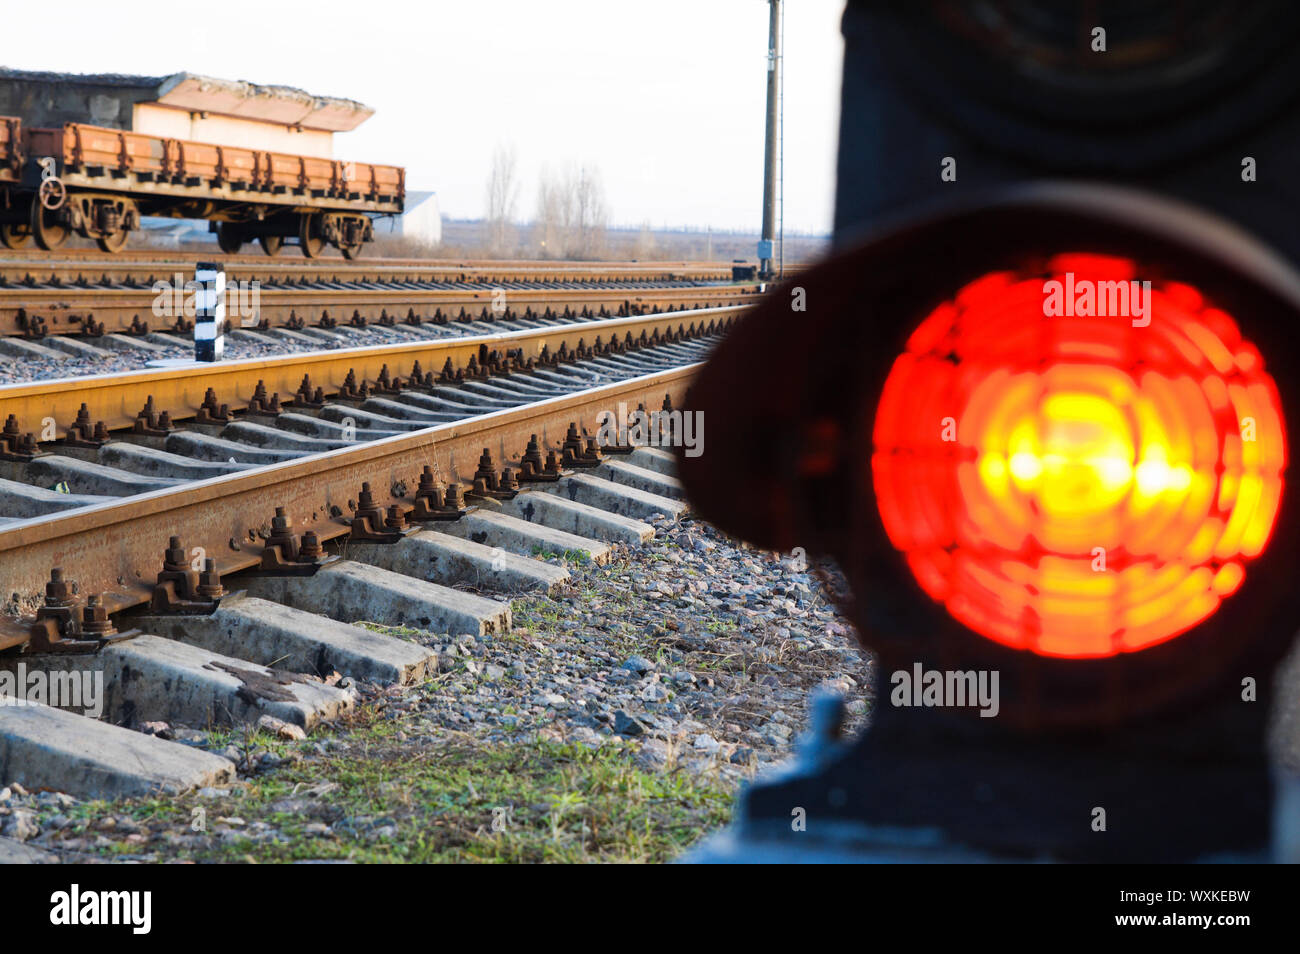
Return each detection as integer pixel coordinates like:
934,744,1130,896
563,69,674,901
680,1,1300,862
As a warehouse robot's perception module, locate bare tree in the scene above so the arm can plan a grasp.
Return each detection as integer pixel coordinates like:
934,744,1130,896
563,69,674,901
633,220,656,260
571,164,608,258
533,163,563,258
486,143,520,254
533,162,608,259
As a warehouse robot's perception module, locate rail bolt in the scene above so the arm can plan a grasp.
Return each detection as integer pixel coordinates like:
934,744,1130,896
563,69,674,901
266,506,299,560
81,594,117,637
299,531,324,560
196,559,224,600
45,567,75,606
474,448,497,487
163,536,188,572
385,505,408,531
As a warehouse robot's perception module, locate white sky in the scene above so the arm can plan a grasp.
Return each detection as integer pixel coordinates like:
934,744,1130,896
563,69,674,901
2,0,845,234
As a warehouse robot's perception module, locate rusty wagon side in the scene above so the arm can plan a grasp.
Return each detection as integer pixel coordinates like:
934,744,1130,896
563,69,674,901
0,118,404,257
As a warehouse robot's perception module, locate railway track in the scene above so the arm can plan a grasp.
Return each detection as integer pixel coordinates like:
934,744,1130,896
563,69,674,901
0,302,731,797
0,251,740,288
0,306,740,430
0,282,758,340
0,251,758,338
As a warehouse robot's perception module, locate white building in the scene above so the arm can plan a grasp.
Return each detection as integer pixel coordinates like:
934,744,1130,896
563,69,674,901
392,190,442,245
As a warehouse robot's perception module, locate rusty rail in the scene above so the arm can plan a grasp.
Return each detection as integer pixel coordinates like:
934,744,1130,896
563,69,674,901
0,252,741,287
0,284,759,336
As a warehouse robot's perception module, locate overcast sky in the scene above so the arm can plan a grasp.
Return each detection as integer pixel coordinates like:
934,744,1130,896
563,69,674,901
3,0,845,234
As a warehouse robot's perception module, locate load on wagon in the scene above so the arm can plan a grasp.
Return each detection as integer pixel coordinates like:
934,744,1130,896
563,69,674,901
0,69,404,257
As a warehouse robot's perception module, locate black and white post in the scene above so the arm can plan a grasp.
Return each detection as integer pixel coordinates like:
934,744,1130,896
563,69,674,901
193,262,226,362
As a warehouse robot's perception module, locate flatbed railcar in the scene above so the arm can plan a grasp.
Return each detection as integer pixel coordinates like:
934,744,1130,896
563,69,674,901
0,116,404,258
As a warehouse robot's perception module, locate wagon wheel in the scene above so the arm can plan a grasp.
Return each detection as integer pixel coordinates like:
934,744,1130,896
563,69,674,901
298,213,324,258
216,222,244,255
29,198,70,250
95,227,130,253
38,177,67,211
0,221,31,249
340,239,364,260
259,234,284,257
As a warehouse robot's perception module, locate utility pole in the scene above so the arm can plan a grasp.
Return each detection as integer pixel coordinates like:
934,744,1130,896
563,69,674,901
759,0,781,278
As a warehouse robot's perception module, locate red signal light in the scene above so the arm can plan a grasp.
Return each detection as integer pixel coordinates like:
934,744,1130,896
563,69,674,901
872,254,1287,658
678,185,1300,727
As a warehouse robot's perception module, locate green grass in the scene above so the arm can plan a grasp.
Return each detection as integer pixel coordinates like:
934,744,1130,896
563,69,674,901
530,545,593,564
48,730,735,863
354,622,431,642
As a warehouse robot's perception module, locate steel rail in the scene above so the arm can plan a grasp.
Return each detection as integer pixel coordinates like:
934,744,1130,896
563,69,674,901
0,252,738,286
0,305,741,435
0,284,759,336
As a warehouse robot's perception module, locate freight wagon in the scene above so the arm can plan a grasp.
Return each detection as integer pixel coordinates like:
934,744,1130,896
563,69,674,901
0,115,404,257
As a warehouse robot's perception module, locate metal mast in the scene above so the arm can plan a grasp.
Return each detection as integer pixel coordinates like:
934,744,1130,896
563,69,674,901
760,0,782,278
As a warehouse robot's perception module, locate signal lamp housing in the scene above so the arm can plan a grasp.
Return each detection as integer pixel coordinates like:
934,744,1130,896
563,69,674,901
678,184,1300,732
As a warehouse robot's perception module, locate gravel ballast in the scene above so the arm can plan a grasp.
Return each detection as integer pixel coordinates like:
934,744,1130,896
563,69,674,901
2,514,872,862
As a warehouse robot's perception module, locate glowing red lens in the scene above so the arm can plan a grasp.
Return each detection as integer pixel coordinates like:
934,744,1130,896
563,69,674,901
872,255,1287,658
